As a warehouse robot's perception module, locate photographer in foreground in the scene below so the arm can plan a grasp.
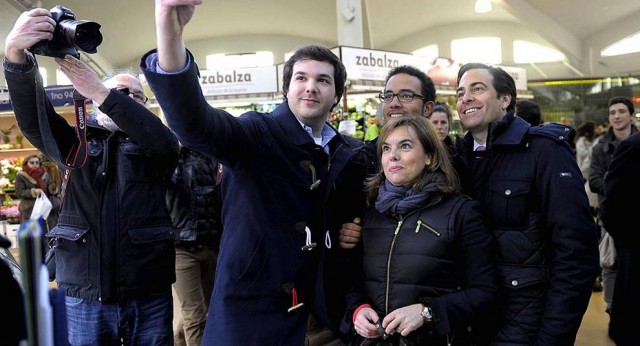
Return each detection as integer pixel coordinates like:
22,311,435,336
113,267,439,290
4,7,179,345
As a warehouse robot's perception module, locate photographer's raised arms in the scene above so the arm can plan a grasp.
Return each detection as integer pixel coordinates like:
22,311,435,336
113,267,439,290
4,6,179,345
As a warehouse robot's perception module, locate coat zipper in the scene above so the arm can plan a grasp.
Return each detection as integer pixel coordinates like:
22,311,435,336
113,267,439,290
383,195,443,315
415,220,441,236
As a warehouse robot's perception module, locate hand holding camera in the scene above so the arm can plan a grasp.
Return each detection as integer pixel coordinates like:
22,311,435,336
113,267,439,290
29,5,103,59
5,5,102,63
3,8,55,64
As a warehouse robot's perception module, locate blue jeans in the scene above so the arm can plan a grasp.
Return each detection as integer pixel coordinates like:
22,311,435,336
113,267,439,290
65,291,173,346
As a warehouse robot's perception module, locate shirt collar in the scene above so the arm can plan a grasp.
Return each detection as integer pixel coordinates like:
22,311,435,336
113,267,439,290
298,120,336,154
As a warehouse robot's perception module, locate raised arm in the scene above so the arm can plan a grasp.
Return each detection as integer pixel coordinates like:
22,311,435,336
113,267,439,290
154,0,201,72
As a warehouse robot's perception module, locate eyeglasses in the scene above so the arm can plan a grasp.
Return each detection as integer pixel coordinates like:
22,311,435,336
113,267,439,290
27,160,40,165
116,87,149,104
379,91,426,103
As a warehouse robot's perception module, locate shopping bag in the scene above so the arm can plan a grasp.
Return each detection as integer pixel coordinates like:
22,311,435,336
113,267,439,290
30,193,53,221
599,231,616,269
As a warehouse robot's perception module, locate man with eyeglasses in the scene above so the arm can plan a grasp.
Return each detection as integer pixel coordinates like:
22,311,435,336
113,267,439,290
364,65,436,176
4,8,179,345
339,65,437,250
454,62,599,345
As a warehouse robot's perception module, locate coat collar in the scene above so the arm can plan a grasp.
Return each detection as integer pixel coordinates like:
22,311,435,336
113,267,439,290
463,110,528,149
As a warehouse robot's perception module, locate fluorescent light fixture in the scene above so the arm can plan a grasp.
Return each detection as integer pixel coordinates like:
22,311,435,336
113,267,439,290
451,37,502,64
516,93,535,99
206,51,274,69
351,85,384,91
601,31,640,57
437,89,457,96
513,40,565,63
475,0,492,13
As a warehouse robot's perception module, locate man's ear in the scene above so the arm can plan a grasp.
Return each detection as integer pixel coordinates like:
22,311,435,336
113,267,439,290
423,101,434,117
501,95,511,110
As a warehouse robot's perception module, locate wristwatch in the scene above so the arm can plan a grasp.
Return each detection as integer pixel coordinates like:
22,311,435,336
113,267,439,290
420,304,433,322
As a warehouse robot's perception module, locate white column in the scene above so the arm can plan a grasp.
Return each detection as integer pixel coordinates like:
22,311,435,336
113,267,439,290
336,0,364,47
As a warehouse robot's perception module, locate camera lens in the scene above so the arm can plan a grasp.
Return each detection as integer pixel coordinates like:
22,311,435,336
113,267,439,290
58,20,103,54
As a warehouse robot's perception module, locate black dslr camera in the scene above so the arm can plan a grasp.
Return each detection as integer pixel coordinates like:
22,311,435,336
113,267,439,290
29,5,103,59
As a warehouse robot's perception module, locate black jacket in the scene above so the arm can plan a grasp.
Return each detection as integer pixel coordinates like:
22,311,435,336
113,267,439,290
459,113,599,345
5,56,179,302
346,194,497,346
166,146,222,252
600,132,640,346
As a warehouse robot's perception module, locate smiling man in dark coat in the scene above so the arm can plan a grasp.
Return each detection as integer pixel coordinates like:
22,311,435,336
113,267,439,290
455,63,599,345
141,1,366,345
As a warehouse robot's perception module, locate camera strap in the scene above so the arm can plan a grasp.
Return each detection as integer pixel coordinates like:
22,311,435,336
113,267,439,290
34,61,89,170
63,90,89,168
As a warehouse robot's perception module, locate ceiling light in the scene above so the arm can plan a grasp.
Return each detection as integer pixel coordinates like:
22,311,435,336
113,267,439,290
601,31,640,57
475,0,492,13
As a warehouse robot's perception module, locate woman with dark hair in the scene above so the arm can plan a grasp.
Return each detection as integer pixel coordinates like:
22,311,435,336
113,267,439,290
576,121,597,173
429,102,461,153
345,116,496,345
14,154,53,226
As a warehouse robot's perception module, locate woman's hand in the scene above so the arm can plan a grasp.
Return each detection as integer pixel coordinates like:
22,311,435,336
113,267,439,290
30,188,44,198
382,303,425,337
354,307,382,339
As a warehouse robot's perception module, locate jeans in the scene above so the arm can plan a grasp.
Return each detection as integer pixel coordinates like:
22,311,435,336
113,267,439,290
602,266,616,311
65,291,173,346
173,247,217,346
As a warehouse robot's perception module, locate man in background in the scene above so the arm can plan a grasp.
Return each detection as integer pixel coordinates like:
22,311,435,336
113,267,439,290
588,96,637,316
515,99,542,126
166,146,223,346
338,65,436,249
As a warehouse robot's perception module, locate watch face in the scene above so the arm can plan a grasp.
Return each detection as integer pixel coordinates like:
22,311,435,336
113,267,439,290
422,306,432,319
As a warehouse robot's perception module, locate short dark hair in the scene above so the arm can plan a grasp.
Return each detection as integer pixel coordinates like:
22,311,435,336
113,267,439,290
608,96,635,115
457,63,517,112
385,65,436,103
515,100,542,126
282,45,346,108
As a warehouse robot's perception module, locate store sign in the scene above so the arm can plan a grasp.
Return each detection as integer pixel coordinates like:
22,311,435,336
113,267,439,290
498,66,528,91
0,85,88,113
336,46,430,81
46,85,77,107
199,66,278,97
